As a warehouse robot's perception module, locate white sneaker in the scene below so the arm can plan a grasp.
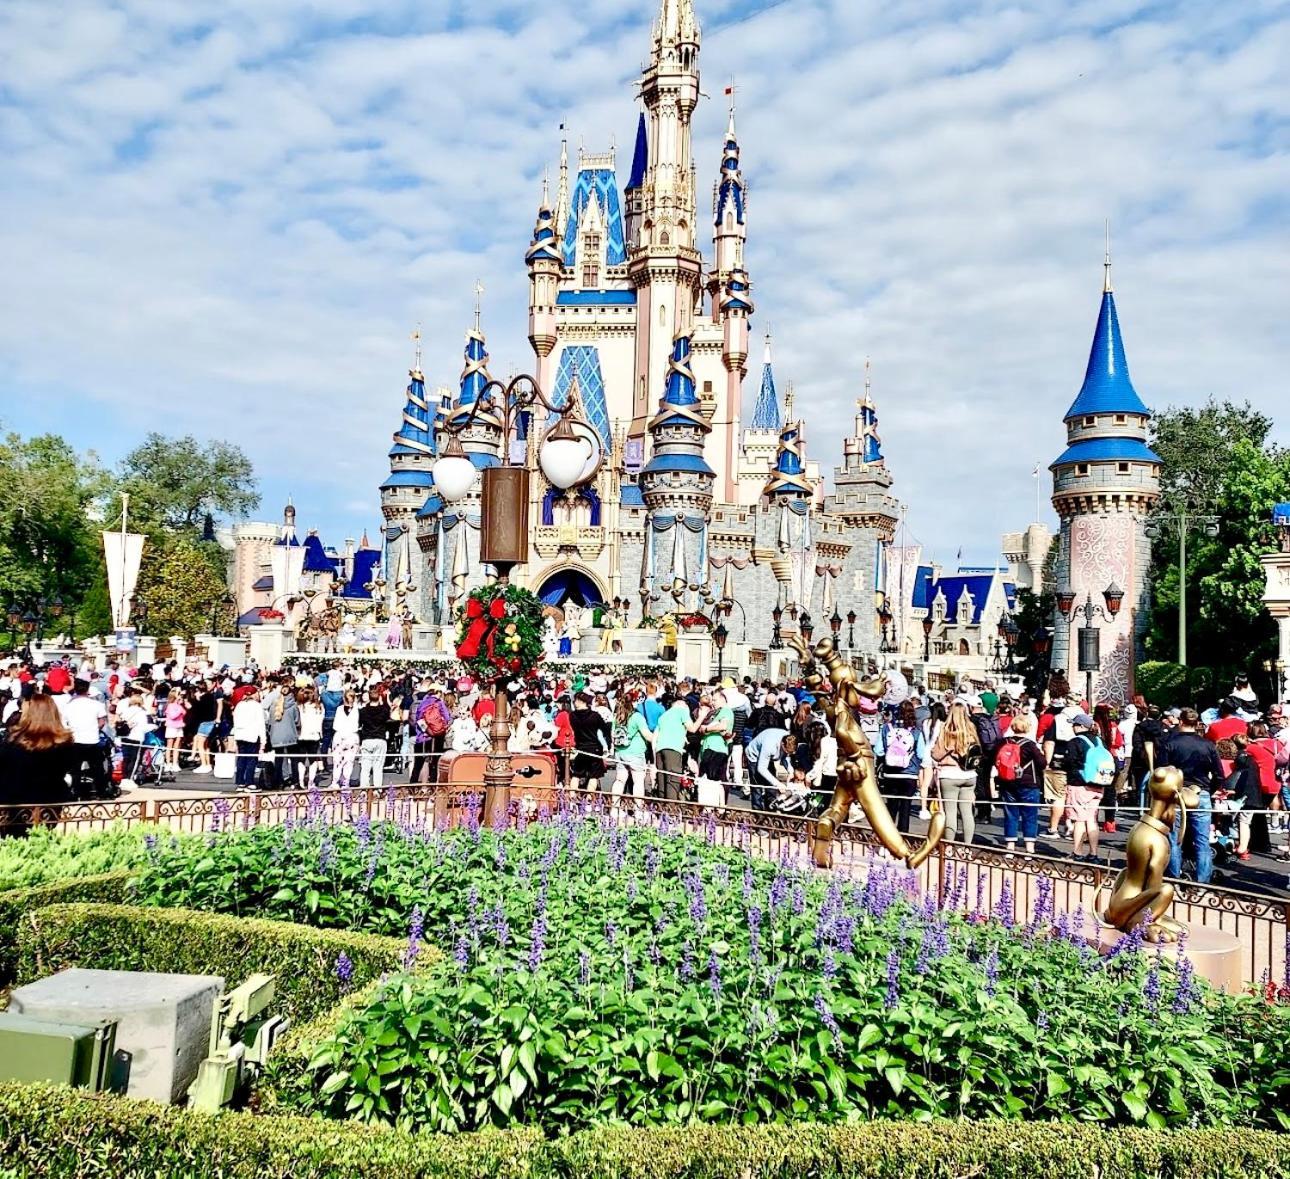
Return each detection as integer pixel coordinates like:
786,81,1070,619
193,766,212,775
918,808,932,821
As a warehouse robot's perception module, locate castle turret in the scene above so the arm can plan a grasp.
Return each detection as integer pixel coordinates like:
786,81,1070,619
526,185,562,391
623,112,648,249
641,332,713,604
1050,252,1161,704
446,301,503,466
628,0,704,441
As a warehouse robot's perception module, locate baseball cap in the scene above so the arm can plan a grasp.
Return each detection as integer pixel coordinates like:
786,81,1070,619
1070,711,1094,728
720,676,735,689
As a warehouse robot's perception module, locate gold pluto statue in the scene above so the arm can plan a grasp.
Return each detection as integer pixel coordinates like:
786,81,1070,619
790,635,946,869
1103,766,1200,944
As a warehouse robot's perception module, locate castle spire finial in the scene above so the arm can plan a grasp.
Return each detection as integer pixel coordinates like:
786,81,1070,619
473,280,484,332
410,323,423,374
726,77,737,135
763,324,772,366
1103,218,1113,293
864,356,872,398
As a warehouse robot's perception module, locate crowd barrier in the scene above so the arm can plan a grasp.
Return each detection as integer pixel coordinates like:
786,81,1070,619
2,783,1286,989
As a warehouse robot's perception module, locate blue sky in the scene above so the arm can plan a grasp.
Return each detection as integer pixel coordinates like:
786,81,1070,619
1,0,1286,565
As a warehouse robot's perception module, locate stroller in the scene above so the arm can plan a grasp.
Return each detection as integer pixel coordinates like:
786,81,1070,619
130,730,175,788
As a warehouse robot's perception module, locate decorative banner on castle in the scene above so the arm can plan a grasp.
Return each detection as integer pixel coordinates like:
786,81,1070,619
102,530,145,630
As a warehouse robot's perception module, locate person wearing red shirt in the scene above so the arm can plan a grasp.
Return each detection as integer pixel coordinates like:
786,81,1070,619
1245,720,1279,796
1205,699,1249,743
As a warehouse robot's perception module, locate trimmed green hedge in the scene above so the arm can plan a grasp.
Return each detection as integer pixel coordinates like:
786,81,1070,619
0,871,134,986
2,1084,1290,1178
14,903,436,1027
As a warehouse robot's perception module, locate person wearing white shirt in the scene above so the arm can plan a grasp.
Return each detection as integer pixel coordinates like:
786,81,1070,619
330,691,362,788
231,688,267,789
64,678,109,797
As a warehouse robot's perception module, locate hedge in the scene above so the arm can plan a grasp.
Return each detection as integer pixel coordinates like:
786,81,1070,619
14,903,438,1027
0,870,135,986
2,1084,1290,1179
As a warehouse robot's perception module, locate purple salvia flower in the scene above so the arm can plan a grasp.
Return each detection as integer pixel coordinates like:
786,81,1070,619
680,940,695,981
494,840,507,871
527,913,547,973
748,905,764,963
814,992,842,1047
791,882,806,916
385,782,397,820
318,835,335,872
626,875,639,903
1053,909,1070,943
884,948,900,1009
143,833,157,853
1172,936,1198,1016
623,947,635,992
578,949,591,986
453,937,470,972
334,952,353,986
1143,948,1163,1014
993,880,1014,929
1069,908,1086,947
1034,876,1054,926
822,948,838,982
714,862,730,889
706,813,718,845
984,943,1000,997
648,937,661,967
708,949,722,999
835,915,855,955
973,874,986,919
1036,1008,1049,1032
402,904,425,969
606,920,618,948
769,872,789,913
355,813,371,850
929,915,950,961
742,862,755,903
645,843,661,881
915,928,933,977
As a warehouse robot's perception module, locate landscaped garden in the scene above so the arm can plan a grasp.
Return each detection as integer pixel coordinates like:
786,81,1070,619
4,797,1290,1176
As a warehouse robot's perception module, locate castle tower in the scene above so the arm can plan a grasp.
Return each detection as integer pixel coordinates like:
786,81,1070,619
640,331,713,606
1050,254,1161,705
628,0,704,440
824,361,900,654
623,112,648,249
526,186,563,394
763,417,816,615
711,98,751,505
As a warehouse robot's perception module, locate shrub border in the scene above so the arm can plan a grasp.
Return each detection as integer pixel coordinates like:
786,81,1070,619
2,1084,1290,1179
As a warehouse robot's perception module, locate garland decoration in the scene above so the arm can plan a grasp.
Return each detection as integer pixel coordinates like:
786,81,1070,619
454,584,546,682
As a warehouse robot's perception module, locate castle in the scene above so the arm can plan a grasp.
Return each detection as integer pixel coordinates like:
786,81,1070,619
378,0,900,657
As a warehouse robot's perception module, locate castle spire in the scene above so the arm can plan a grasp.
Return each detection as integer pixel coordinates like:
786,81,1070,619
626,111,648,191
1103,218,1113,293
554,134,570,237
1063,260,1148,420
749,327,781,431
763,419,813,498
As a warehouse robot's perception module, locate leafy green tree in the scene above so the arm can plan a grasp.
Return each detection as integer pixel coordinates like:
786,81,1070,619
1146,401,1289,673
134,533,230,640
117,433,259,535
0,430,108,623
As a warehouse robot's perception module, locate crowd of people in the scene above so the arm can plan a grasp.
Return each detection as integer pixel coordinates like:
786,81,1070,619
1,653,1287,884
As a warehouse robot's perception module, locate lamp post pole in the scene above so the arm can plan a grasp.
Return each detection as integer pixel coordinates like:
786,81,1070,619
1056,583,1125,706
1145,511,1219,667
434,373,600,825
846,609,856,653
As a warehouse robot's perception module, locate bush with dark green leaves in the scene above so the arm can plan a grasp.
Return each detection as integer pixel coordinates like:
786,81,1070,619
130,811,1290,1134
3,1083,1290,1178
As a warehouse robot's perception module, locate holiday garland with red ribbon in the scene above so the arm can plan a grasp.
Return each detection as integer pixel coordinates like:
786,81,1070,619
454,584,546,683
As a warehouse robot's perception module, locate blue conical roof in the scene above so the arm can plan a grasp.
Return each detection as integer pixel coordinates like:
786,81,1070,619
388,370,436,458
1064,291,1149,420
626,112,647,190
458,328,490,406
662,334,697,407
750,358,780,431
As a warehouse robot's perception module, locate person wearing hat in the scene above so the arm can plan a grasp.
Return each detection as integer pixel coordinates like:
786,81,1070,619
1062,711,1109,862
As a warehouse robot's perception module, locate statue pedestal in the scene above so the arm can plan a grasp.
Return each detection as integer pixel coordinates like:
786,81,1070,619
1089,915,1244,993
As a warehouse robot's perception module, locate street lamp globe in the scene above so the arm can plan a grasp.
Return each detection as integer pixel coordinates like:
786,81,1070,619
432,435,478,503
1055,587,1076,617
921,616,934,637
538,416,594,491
713,621,728,650
1102,582,1125,617
21,611,37,635
48,595,64,619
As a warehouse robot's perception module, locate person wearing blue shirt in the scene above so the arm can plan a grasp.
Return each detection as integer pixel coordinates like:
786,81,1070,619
745,727,796,812
873,700,928,836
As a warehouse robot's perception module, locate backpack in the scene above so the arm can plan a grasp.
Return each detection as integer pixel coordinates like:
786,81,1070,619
1078,734,1116,787
884,725,915,769
420,697,450,738
995,738,1025,782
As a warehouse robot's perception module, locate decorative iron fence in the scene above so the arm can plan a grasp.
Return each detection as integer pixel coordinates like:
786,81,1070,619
2,785,1285,988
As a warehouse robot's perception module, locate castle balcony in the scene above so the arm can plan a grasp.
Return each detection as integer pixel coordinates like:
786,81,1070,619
533,525,606,560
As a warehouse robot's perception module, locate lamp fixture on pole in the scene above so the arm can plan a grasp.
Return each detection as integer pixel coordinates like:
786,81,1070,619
433,371,600,825
1055,582,1123,706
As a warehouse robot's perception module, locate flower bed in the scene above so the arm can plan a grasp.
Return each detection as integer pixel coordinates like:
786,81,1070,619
124,808,1290,1134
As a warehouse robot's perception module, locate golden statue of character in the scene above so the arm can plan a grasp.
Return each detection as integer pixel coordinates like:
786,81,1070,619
1102,766,1200,944
791,636,945,869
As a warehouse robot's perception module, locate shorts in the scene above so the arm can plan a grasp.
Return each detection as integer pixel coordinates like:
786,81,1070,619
1065,784,1102,822
196,722,215,737
164,726,185,740
1043,768,1066,804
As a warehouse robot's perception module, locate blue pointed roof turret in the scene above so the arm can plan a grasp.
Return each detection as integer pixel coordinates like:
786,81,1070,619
525,187,562,265
714,103,745,228
626,112,647,191
749,329,781,431
1063,267,1149,420
763,420,813,497
648,332,711,434
458,325,490,407
388,361,436,459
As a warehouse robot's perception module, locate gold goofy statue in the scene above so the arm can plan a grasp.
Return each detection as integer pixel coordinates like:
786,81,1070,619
1102,766,1200,944
790,635,946,869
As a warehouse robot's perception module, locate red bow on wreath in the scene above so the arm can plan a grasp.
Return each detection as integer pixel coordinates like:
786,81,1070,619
456,596,507,664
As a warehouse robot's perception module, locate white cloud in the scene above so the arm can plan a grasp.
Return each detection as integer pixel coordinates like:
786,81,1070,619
0,0,1285,564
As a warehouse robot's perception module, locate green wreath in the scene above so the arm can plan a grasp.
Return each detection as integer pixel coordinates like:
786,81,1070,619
454,584,546,683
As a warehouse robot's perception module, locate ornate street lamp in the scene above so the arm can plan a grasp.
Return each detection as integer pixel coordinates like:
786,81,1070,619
799,610,814,645
846,609,856,651
1056,583,1123,706
921,614,933,663
47,595,64,619
434,371,600,824
830,608,842,644
999,612,1020,675
713,620,729,683
770,605,783,651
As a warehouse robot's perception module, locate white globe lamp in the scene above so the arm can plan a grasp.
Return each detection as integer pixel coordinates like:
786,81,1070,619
433,435,478,503
539,416,594,491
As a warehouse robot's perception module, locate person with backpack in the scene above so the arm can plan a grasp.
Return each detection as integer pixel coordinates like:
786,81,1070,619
995,710,1047,854
611,692,653,799
1064,711,1115,863
1040,697,1076,838
1158,707,1221,884
411,684,452,784
874,699,927,835
968,694,1002,826
930,702,980,844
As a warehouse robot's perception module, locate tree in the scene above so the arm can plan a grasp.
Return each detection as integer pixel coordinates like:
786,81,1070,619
118,434,259,535
133,533,230,640
0,430,108,620
1146,401,1289,673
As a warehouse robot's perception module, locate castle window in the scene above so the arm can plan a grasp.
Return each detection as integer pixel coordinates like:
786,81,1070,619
1083,416,1096,427
1076,463,1089,476
1118,462,1130,474
702,380,713,395
659,305,666,326
1114,414,1127,424
725,211,734,232
660,231,670,246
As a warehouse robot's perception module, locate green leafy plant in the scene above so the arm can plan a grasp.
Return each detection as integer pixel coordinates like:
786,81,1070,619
0,825,170,892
